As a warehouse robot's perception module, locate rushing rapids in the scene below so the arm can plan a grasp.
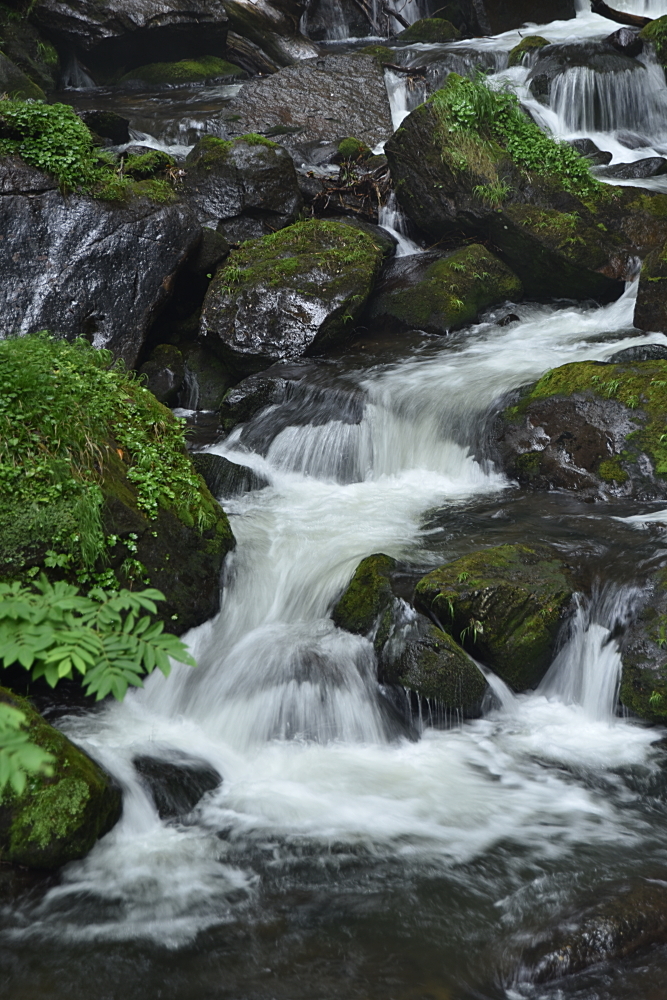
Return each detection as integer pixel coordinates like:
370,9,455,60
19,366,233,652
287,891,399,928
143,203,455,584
6,1,667,998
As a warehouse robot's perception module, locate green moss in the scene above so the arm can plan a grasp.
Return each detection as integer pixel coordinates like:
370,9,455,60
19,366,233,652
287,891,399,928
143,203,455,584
123,149,175,179
358,44,395,65
338,136,372,161
118,55,243,87
504,204,615,271
331,554,395,638
598,457,628,483
238,132,279,148
640,14,667,67
415,544,572,691
512,359,667,477
397,17,460,42
507,35,549,67
516,451,542,475
0,687,121,868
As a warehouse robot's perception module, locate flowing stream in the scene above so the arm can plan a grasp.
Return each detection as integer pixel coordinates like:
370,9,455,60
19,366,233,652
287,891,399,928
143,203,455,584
9,2,667,998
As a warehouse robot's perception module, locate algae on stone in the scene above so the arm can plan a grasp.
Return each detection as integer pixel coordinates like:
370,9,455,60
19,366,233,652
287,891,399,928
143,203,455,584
0,687,121,869
415,544,573,691
332,554,395,648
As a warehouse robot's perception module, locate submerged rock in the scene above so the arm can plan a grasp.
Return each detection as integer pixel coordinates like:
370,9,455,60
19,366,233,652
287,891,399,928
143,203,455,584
0,688,121,870
494,360,667,499
184,133,302,237
414,544,573,691
609,344,667,363
200,219,384,376
331,554,396,648
0,156,201,369
365,245,522,335
134,752,221,819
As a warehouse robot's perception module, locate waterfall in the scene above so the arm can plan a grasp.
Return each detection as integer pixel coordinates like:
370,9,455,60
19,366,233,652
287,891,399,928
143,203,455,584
60,56,96,90
378,192,423,256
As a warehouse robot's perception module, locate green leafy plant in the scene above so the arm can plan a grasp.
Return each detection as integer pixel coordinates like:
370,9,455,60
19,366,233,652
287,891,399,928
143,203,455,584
460,618,484,644
0,576,196,701
0,702,54,794
649,690,664,708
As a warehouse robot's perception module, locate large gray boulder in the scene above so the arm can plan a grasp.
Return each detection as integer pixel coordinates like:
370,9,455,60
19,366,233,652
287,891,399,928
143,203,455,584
0,156,201,369
184,134,302,239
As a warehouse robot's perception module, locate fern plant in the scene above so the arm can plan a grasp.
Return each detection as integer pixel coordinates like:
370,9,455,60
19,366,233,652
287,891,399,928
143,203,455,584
0,702,54,794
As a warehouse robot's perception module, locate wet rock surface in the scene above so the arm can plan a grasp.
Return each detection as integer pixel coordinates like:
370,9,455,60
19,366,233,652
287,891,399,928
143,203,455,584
191,452,269,496
635,239,667,334
0,156,201,369
620,570,667,723
596,157,667,180
527,41,641,104
133,752,221,819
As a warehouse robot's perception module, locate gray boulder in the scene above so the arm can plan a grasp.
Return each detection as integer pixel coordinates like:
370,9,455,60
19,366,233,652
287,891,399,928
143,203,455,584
0,156,201,369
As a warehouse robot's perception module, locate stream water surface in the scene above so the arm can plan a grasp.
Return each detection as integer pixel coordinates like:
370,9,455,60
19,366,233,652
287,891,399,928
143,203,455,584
6,2,667,998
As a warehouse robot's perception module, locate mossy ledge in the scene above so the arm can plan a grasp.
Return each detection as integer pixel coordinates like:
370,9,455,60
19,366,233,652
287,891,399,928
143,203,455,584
118,56,244,88
0,687,121,869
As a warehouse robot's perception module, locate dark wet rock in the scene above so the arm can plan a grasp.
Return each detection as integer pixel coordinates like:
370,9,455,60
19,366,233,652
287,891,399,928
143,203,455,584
117,55,244,88
0,687,121,870
134,752,221,819
0,156,201,369
525,879,667,982
596,157,667,180
620,569,667,723
385,75,627,303
433,0,575,36
303,0,374,40
178,342,235,411
609,343,667,363
568,138,612,167
527,41,641,104
332,554,396,649
494,359,667,500
219,363,306,431
396,18,460,43
508,35,549,67
414,544,573,691
222,0,317,68
0,51,44,99
387,615,488,715
184,134,302,236
218,54,393,157
191,452,269,496
76,109,130,145
139,344,185,406
635,240,667,334
0,10,59,93
607,26,643,58
200,219,384,377
365,245,522,335
32,0,230,80
497,312,520,326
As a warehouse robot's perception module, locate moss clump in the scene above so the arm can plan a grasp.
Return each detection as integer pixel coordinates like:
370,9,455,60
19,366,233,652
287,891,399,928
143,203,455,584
337,136,372,161
331,554,395,645
368,243,522,333
511,360,667,477
118,55,243,87
123,149,175,179
508,35,549,67
359,44,395,65
0,687,121,869
397,17,460,42
0,334,231,588
598,457,628,483
430,74,601,200
640,14,667,67
415,544,572,691
185,133,278,172
398,622,487,711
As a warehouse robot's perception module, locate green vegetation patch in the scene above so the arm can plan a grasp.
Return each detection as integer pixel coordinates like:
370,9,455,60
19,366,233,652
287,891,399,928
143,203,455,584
337,136,372,162
508,359,667,476
507,35,549,67
118,55,244,87
0,98,177,202
430,74,601,199
359,44,395,65
415,543,572,691
640,14,667,66
186,132,279,171
0,334,221,583
397,18,460,42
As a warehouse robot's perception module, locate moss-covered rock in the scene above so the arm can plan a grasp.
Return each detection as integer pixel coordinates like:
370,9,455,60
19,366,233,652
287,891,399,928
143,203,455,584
365,244,522,334
331,554,395,648
620,570,667,722
495,360,667,499
415,544,573,691
0,8,58,93
118,55,244,87
639,14,667,67
200,219,385,376
123,149,175,179
0,335,235,633
0,51,44,99
396,18,460,42
508,35,549,67
393,618,488,713
336,136,372,162
385,74,625,302
358,44,395,65
0,687,121,869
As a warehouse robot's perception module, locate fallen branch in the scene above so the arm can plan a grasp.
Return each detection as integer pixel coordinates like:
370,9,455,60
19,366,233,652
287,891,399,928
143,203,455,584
590,0,652,29
383,62,427,76
382,2,410,29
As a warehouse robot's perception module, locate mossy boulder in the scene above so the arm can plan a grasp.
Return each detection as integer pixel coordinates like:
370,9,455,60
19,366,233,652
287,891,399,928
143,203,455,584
0,8,58,93
0,687,121,869
200,219,385,376
331,554,396,649
508,35,549,67
385,74,625,302
634,239,667,334
639,14,667,67
620,569,667,723
391,618,488,714
336,136,372,162
495,360,667,499
396,18,460,43
118,55,244,88
365,244,522,334
414,544,573,691
184,133,302,237
0,51,45,99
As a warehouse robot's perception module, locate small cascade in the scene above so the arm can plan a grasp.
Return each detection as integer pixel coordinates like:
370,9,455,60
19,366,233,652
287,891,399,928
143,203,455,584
538,586,643,721
179,366,200,410
378,192,423,256
59,56,96,90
